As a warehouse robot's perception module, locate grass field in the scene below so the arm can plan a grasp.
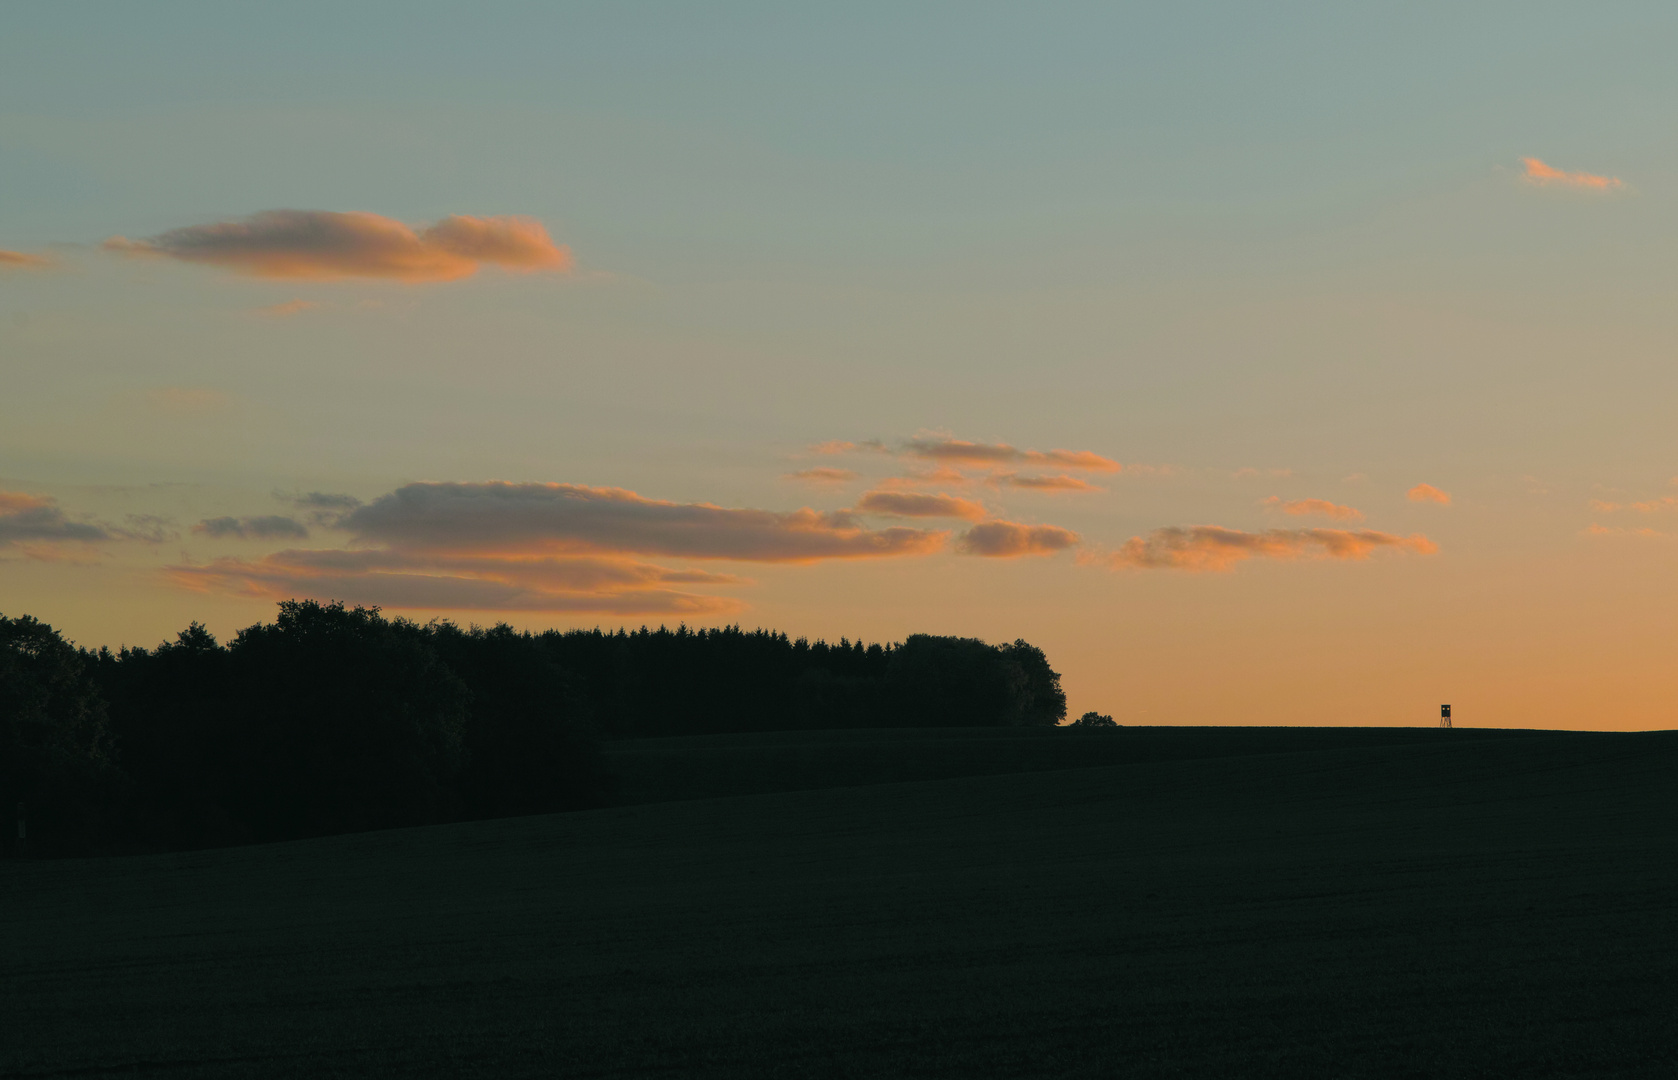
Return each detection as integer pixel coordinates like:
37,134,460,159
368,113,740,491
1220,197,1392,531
3,726,1675,1078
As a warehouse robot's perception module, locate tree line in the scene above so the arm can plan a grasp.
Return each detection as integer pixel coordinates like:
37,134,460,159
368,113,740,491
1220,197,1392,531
1,601,1066,855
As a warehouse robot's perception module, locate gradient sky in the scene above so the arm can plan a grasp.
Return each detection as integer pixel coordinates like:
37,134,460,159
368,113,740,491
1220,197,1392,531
5,3,1678,729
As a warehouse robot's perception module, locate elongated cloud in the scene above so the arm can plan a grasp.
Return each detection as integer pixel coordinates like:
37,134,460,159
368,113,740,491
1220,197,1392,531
989,473,1100,493
176,482,959,612
193,515,309,540
1261,496,1364,522
808,439,888,456
905,438,1121,473
1103,526,1436,572
1521,158,1623,190
256,299,319,317
104,210,571,282
784,467,858,486
0,249,54,270
0,492,113,546
955,521,1081,557
1407,483,1451,505
856,491,987,520
169,550,745,616
345,482,946,563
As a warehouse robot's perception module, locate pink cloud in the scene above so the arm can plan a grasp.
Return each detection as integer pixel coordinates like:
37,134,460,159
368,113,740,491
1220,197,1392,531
168,549,746,615
255,299,320,317
1521,158,1623,190
904,437,1121,473
784,467,858,486
1101,526,1437,572
856,490,988,520
876,467,971,490
989,473,1100,493
808,439,887,456
1261,496,1364,522
0,249,54,270
104,210,571,282
1407,483,1451,505
955,521,1081,558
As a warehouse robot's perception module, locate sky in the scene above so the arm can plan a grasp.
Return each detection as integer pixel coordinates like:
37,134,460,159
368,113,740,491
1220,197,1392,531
4,2,1677,729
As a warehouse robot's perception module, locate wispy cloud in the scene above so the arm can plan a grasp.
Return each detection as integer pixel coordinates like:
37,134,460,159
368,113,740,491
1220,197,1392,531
1591,494,1678,513
1261,496,1364,522
1100,526,1436,572
274,490,362,527
856,490,987,520
784,467,858,486
1584,524,1665,539
904,437,1121,473
0,249,55,271
955,521,1080,557
169,550,747,615
1521,157,1623,191
193,515,310,540
255,299,320,317
105,210,572,283
808,439,888,456
1407,483,1451,505
988,473,1100,493
874,467,970,489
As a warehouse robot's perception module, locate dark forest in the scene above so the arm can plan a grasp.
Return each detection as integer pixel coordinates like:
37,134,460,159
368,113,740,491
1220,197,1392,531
0,601,1066,855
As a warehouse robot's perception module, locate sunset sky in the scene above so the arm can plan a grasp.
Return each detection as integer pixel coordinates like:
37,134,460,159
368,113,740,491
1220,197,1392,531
5,4,1677,729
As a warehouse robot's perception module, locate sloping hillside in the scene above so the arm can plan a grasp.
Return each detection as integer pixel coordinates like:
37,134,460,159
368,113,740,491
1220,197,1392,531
3,728,1674,1078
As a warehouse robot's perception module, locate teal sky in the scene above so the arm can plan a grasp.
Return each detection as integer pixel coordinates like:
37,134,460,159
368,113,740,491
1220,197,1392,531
5,3,1678,728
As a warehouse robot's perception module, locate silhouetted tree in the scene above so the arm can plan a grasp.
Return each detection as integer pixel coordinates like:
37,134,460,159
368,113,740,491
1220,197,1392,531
1070,711,1117,728
0,614,116,854
1002,639,1068,726
11,600,1071,854
224,601,468,841
430,622,608,816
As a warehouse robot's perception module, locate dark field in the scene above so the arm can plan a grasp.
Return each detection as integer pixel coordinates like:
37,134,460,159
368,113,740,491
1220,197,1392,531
3,727,1675,1078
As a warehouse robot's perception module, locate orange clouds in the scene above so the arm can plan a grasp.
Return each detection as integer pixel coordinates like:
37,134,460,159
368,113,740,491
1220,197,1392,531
343,482,947,563
0,249,54,270
1102,526,1437,572
104,210,571,282
1589,494,1678,514
1407,484,1451,505
169,550,746,616
989,473,1100,493
808,439,887,455
784,467,858,486
256,299,320,317
1261,496,1364,522
955,521,1081,558
1521,158,1623,190
905,437,1121,472
856,491,987,520
171,480,962,613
